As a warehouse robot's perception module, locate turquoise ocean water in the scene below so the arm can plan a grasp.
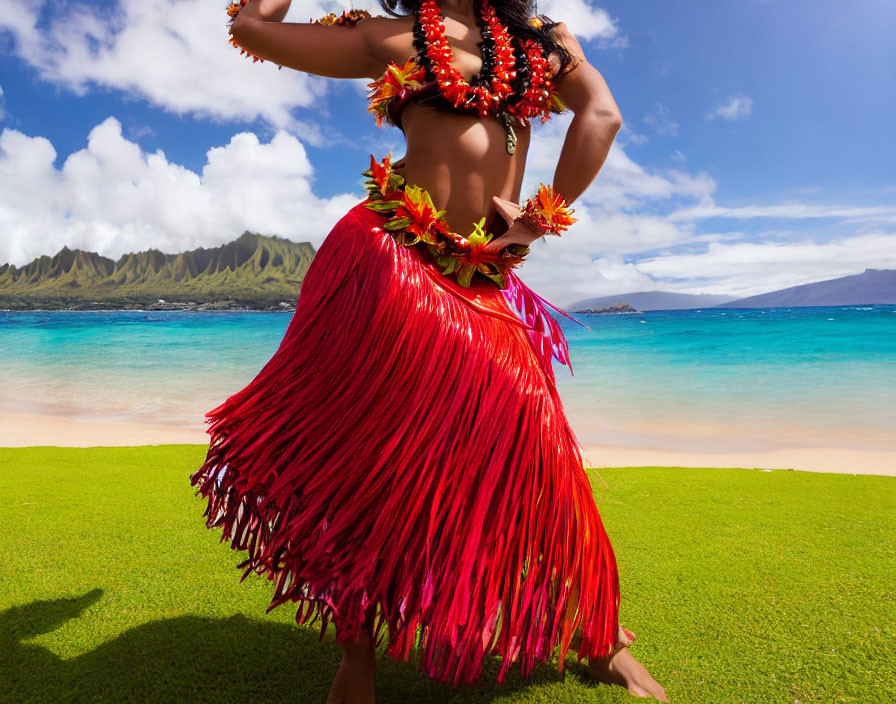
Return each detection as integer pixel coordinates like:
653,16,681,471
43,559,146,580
1,306,894,452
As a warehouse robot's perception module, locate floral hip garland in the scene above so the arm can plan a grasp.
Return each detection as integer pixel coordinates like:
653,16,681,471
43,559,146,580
363,154,529,289
362,154,576,289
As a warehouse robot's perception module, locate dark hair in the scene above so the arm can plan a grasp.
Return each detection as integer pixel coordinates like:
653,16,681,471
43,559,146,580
378,0,576,85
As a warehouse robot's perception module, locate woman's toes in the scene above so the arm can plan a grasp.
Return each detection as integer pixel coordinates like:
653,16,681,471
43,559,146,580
589,648,668,703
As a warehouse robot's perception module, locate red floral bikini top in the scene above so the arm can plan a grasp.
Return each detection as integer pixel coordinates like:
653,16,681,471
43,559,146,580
320,1,568,154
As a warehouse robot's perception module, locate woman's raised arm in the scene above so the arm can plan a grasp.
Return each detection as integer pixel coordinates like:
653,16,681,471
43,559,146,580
229,1,397,79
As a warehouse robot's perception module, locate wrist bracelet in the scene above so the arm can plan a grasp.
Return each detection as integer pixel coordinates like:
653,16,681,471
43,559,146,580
313,9,372,26
516,184,577,237
226,2,264,64
514,212,546,237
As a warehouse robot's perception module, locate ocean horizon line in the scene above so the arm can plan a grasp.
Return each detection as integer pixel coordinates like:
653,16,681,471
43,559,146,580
3,302,895,314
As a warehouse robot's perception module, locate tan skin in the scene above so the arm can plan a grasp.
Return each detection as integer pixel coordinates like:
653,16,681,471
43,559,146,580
230,2,668,702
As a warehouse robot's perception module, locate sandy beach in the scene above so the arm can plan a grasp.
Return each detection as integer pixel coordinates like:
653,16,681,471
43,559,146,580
0,413,209,448
580,442,895,477
2,411,892,477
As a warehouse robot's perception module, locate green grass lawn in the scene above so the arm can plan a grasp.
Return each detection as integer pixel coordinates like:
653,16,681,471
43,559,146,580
1,446,893,703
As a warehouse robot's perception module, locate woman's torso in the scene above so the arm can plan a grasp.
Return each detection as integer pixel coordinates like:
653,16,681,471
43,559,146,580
368,14,535,237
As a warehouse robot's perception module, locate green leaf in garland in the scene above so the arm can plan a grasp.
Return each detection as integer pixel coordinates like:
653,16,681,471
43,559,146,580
398,232,423,246
438,256,458,275
388,173,406,191
484,270,506,289
456,263,475,288
466,231,491,247
384,217,412,231
366,199,404,212
425,243,445,259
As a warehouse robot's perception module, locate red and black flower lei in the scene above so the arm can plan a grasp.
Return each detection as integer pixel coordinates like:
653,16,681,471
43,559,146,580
412,0,565,124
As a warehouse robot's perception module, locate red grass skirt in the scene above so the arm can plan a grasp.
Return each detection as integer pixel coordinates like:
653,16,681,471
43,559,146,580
189,199,620,686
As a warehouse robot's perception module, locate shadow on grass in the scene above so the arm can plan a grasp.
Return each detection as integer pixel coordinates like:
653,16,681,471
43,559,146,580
1,589,601,703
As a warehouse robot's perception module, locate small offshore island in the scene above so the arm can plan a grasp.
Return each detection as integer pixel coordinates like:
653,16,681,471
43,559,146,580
572,301,640,314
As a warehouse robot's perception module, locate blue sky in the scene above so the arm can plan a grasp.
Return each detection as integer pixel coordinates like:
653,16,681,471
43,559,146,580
1,0,894,305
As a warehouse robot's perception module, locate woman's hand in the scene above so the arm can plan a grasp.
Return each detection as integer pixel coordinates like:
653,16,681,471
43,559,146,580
482,196,543,253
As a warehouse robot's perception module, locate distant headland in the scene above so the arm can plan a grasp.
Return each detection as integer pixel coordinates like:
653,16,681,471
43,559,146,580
568,268,896,312
0,233,314,311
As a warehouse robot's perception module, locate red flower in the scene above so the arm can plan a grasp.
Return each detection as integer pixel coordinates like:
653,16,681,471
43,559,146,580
361,153,407,201
367,58,427,126
521,184,577,236
388,186,449,245
370,154,394,196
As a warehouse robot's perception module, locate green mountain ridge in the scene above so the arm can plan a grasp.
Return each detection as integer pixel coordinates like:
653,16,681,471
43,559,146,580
0,232,317,310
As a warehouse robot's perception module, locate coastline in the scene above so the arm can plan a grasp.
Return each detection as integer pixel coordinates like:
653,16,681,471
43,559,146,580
2,411,892,477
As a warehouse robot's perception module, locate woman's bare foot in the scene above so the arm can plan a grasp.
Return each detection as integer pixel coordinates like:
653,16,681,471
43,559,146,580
587,647,669,702
325,632,376,704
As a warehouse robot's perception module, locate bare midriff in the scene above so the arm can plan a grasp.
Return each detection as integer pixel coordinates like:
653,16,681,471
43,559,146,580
394,104,531,236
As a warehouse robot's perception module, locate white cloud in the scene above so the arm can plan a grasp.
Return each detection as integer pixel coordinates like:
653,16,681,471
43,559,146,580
0,117,362,267
539,0,627,45
0,0,376,135
706,94,753,121
616,122,648,146
524,113,716,211
668,196,896,222
642,101,679,137
635,232,896,298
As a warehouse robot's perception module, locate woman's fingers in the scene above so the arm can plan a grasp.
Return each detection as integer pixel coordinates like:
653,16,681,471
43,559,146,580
492,195,521,226
483,196,540,252
482,234,510,253
482,224,542,253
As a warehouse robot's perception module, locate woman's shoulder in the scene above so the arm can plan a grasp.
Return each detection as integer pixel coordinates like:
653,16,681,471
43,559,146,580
311,9,415,77
363,14,419,76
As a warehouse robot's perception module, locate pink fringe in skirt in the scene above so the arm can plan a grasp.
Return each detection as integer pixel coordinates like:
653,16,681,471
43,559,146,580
189,187,621,686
